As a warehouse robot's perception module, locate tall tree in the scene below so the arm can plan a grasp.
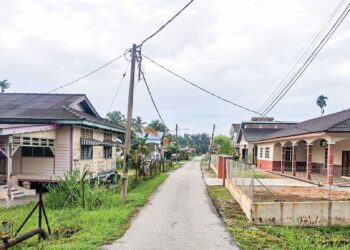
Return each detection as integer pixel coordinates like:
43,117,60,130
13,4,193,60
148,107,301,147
316,95,328,116
106,111,125,126
0,79,11,93
147,120,168,133
132,116,146,133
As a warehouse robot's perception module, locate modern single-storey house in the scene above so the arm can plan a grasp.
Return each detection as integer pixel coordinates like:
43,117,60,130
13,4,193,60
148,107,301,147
235,117,296,163
254,109,350,185
0,93,125,188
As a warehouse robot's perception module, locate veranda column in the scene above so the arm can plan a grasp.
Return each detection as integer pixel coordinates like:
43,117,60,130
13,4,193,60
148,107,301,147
306,144,313,180
281,145,286,174
292,144,297,176
327,142,335,185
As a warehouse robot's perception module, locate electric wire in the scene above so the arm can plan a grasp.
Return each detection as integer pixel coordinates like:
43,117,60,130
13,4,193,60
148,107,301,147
138,0,195,48
140,69,169,131
142,53,313,133
261,2,350,117
256,0,347,115
48,53,125,93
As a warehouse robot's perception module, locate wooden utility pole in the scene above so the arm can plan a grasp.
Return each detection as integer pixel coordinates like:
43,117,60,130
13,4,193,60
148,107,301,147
208,124,215,170
121,44,137,203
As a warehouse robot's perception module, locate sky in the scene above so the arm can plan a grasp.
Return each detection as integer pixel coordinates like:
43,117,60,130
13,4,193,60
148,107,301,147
1,0,350,135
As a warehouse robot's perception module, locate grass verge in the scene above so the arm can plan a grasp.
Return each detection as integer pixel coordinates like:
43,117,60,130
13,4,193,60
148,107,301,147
0,173,167,250
207,185,350,250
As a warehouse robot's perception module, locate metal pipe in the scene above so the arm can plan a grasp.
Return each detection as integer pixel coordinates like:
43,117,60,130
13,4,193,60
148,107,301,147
0,228,48,249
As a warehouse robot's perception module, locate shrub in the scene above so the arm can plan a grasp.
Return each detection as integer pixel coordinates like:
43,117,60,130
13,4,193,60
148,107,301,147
45,169,102,210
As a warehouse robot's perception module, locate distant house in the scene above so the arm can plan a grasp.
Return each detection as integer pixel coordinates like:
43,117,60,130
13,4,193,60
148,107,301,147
229,123,240,152
0,93,125,187
253,109,350,185
235,117,296,163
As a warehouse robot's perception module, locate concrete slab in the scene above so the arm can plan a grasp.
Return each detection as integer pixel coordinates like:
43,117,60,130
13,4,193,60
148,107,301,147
204,177,223,186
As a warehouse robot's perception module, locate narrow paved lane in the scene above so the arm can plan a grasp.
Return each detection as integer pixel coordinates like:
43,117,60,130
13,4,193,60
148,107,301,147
104,157,238,250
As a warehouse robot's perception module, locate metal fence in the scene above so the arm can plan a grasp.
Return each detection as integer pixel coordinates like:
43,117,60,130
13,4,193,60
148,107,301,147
224,158,350,203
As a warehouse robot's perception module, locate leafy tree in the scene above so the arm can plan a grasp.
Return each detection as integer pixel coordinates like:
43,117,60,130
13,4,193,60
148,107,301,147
132,116,146,133
147,120,168,133
316,95,328,116
0,79,11,93
177,133,210,154
106,111,125,126
213,135,234,155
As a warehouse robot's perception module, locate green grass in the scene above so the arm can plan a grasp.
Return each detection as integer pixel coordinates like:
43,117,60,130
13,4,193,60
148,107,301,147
207,185,350,250
0,173,167,250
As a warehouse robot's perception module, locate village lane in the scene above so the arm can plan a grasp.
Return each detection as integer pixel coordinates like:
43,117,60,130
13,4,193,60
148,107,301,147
103,157,238,250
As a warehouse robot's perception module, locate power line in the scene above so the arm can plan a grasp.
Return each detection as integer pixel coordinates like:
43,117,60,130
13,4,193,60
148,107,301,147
48,53,125,93
142,53,264,117
261,2,350,117
138,0,195,48
257,0,347,114
257,0,348,115
142,54,314,133
106,62,130,115
139,68,169,130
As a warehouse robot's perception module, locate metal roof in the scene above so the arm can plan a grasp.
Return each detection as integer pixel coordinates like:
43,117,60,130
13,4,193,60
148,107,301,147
0,93,125,133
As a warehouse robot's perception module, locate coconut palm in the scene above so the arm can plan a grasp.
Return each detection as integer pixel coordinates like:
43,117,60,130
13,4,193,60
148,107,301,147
147,120,168,133
106,111,125,126
0,79,11,93
316,95,328,116
132,116,146,133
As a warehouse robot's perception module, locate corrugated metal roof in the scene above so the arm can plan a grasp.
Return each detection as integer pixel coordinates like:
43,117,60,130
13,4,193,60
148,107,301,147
0,93,125,133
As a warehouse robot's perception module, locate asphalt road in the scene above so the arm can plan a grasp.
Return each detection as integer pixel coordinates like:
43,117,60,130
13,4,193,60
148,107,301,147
103,157,238,250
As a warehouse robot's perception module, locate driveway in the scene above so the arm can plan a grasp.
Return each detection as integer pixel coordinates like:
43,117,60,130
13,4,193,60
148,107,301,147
103,157,238,250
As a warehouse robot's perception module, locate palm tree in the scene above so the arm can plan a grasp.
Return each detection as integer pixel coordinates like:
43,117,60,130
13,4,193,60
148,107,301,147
132,116,146,133
147,120,168,133
0,79,11,93
316,95,328,116
106,111,125,126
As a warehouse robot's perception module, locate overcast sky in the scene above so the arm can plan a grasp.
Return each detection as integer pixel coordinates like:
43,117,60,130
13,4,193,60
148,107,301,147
1,0,350,135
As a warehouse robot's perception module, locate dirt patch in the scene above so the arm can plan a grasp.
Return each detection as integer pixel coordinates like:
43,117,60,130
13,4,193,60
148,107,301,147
253,186,350,202
254,169,283,179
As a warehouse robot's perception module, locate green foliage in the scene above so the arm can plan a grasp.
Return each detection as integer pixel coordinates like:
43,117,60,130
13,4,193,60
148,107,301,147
147,119,168,133
1,173,168,249
177,133,210,154
132,116,146,133
208,185,350,250
0,79,11,93
45,169,101,210
316,95,328,116
106,111,125,126
213,135,234,155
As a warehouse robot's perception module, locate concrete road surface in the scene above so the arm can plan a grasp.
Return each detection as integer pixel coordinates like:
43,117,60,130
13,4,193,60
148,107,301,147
103,157,238,250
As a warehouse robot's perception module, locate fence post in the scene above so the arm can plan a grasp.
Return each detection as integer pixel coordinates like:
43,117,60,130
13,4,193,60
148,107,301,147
251,165,255,202
242,162,245,186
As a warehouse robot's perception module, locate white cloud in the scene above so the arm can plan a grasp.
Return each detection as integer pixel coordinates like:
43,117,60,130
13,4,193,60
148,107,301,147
1,0,350,135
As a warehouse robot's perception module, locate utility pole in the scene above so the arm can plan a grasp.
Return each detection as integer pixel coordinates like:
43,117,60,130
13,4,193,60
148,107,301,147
121,44,137,203
208,124,215,170
175,124,179,162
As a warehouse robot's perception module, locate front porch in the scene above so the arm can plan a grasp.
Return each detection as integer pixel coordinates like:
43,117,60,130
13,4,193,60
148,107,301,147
257,133,350,186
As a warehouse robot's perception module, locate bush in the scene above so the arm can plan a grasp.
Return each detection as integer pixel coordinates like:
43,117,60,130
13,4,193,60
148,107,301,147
45,169,102,210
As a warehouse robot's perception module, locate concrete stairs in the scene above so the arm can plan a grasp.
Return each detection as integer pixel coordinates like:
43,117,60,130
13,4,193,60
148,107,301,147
0,185,36,200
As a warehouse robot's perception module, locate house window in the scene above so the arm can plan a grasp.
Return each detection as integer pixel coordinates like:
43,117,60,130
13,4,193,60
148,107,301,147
259,148,263,158
324,147,328,168
22,147,54,157
103,146,112,159
285,147,292,162
81,128,93,139
81,145,93,160
104,132,112,141
265,147,270,159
